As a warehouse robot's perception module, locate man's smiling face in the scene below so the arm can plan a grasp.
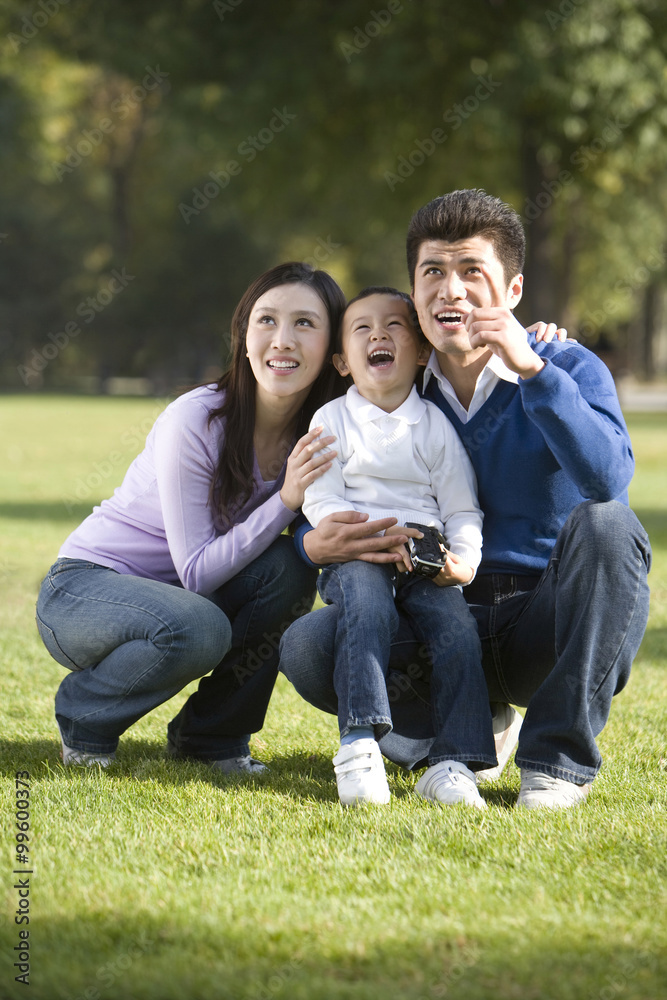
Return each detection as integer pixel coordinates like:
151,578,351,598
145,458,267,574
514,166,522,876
411,236,523,359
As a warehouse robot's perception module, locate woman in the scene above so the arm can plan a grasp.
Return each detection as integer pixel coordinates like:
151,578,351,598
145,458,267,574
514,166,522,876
36,262,345,771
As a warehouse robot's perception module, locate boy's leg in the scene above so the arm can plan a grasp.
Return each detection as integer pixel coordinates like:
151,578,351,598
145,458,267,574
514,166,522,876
399,576,496,771
318,561,398,740
36,559,231,756
167,536,318,761
279,604,436,769
318,560,397,806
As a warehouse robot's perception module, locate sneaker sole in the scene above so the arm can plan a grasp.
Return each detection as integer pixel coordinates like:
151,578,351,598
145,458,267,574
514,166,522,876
516,782,592,809
60,750,114,768
340,791,391,807
414,787,486,809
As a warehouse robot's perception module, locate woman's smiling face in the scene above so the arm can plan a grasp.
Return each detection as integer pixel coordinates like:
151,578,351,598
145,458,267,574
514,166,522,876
245,282,331,403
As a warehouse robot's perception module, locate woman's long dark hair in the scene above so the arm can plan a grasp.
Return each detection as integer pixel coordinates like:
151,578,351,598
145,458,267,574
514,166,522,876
207,262,346,525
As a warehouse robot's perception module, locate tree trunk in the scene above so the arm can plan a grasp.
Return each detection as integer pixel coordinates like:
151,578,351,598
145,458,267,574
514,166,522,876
640,281,661,381
516,126,559,327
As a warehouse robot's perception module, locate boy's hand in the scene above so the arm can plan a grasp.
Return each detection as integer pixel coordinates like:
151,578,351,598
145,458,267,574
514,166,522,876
384,523,423,573
433,552,475,587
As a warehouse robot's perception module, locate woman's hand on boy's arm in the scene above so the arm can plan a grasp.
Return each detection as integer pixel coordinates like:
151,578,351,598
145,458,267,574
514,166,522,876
302,511,406,564
433,551,475,587
280,427,337,512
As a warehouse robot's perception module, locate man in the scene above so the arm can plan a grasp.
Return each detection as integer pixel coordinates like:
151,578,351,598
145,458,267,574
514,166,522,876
281,188,651,809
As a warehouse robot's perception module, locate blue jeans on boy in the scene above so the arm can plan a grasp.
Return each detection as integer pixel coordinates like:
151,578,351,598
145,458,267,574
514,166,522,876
36,536,317,760
280,501,651,781
317,559,497,770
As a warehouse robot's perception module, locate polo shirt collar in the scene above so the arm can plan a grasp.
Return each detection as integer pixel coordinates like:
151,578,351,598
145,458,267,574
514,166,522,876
345,383,426,424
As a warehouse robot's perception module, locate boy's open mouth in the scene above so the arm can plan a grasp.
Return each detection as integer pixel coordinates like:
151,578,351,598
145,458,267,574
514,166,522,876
368,349,394,368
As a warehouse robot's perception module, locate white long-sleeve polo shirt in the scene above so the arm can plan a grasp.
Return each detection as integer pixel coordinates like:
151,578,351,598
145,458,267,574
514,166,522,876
302,384,483,571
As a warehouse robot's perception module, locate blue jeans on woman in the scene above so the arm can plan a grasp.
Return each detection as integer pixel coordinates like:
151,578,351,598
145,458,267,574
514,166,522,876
280,502,652,781
317,559,496,770
36,536,317,760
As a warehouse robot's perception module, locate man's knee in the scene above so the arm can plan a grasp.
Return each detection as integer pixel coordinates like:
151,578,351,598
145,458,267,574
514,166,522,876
279,605,336,681
564,501,650,565
279,607,338,713
569,498,642,532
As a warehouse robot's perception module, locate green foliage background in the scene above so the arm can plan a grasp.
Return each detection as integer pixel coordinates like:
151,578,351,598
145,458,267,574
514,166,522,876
0,0,666,389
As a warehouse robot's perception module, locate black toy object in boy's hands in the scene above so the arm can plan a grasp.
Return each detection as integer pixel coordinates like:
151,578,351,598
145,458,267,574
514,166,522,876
405,522,450,578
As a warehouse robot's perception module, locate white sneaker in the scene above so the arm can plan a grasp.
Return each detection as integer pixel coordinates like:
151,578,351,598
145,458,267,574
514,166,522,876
414,760,486,809
209,756,269,775
476,703,523,784
333,739,390,806
516,769,592,809
60,729,115,768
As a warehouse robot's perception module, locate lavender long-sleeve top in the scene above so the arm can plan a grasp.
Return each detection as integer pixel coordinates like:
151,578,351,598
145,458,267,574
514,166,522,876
59,385,297,595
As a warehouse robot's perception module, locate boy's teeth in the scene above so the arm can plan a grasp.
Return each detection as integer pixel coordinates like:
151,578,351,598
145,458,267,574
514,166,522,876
368,349,394,365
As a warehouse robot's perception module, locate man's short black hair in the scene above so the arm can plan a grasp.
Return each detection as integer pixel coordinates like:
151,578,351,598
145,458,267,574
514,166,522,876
406,189,526,288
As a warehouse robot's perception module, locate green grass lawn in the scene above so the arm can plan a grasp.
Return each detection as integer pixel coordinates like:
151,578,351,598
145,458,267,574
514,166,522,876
1,395,666,1000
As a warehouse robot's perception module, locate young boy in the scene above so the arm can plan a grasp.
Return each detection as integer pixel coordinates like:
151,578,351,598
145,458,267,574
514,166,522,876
302,287,497,808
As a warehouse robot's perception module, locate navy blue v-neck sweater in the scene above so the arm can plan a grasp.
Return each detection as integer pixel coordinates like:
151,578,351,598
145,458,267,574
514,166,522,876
422,336,633,577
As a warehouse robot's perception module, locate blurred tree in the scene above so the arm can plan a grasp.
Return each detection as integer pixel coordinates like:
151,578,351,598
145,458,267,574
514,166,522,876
0,0,665,388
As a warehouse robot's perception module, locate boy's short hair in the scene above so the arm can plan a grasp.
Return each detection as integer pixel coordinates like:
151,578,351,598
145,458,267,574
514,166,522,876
337,286,423,353
406,189,526,288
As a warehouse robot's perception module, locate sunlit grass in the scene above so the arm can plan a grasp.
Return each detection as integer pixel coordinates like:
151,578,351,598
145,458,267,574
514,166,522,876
1,397,665,1000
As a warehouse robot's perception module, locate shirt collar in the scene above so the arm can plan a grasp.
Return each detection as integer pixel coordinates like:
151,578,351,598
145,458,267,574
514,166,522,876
422,341,523,393
345,383,426,424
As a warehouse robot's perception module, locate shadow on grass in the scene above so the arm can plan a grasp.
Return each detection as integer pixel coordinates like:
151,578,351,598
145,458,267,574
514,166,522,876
9,913,663,1000
0,739,340,801
0,738,519,807
0,500,96,522
0,739,383,804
